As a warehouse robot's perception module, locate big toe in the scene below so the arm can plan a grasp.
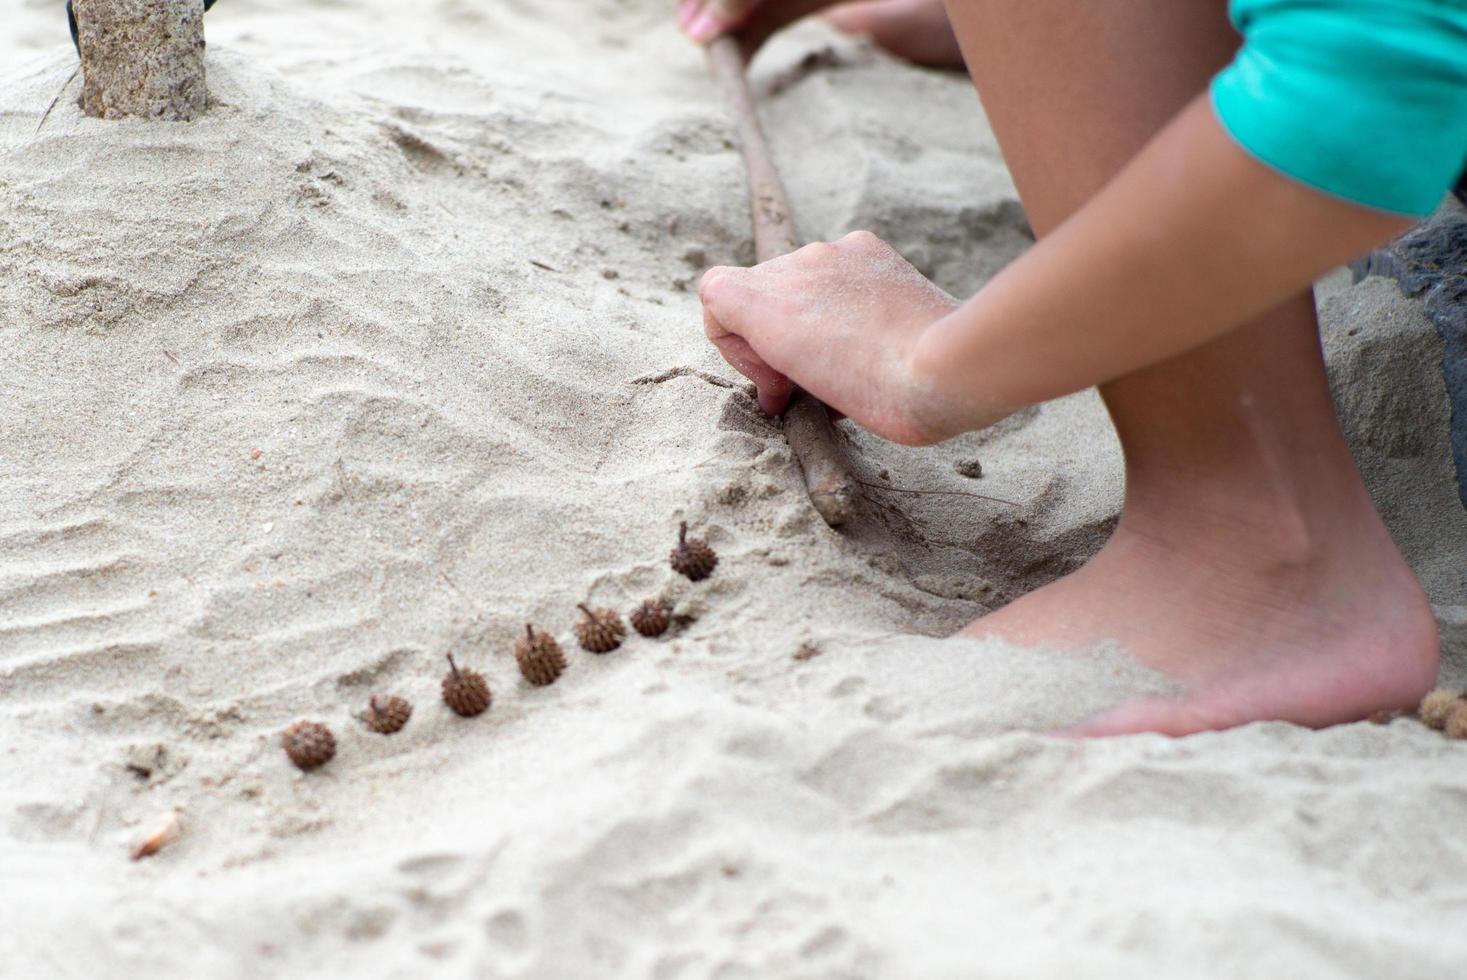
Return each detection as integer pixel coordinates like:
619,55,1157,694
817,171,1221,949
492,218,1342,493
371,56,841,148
1054,664,1428,739
1055,694,1251,739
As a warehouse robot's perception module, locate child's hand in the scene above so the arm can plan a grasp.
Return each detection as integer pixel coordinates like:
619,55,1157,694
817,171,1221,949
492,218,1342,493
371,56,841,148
678,0,840,50
677,0,755,41
699,230,961,446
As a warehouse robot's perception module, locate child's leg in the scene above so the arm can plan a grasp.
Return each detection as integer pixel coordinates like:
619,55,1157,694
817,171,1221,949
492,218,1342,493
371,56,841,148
947,0,1439,735
827,0,963,67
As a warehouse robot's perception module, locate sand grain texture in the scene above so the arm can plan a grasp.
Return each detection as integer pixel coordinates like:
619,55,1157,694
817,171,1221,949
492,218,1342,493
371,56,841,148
2,1,1465,977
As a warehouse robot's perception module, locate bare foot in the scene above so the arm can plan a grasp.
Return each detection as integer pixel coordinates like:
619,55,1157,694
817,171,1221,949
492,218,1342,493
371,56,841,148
827,0,965,68
964,493,1440,737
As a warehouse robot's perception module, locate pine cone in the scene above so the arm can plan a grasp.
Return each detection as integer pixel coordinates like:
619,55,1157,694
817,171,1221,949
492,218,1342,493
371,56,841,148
363,694,412,734
441,654,492,717
516,624,567,686
1447,703,1467,741
282,721,336,771
670,521,717,581
575,603,626,654
630,598,671,637
1419,689,1463,730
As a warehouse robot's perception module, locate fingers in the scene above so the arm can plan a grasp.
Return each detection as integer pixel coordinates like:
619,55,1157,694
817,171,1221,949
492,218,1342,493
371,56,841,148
680,0,756,43
700,266,794,415
712,331,795,414
697,245,849,416
676,0,697,31
678,0,841,52
698,265,751,341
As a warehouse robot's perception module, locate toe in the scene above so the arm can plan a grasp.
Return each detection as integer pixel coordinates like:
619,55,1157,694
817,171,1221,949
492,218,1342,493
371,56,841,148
1053,695,1244,739
1052,660,1427,739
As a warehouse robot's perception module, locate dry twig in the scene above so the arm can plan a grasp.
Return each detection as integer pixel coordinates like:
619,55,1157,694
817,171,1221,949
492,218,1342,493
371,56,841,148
705,36,858,527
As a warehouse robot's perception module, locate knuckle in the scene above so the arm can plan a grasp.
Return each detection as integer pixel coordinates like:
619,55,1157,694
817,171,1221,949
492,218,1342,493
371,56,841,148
698,266,731,300
796,240,837,262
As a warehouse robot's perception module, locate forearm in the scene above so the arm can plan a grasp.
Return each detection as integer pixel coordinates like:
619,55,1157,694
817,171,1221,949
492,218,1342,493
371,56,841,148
908,97,1414,436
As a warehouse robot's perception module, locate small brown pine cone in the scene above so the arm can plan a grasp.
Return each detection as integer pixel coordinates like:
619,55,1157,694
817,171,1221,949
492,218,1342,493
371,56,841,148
363,694,412,734
575,603,626,654
282,721,336,771
670,521,717,581
1446,704,1467,741
1419,689,1463,731
441,654,492,717
516,624,567,686
630,598,671,638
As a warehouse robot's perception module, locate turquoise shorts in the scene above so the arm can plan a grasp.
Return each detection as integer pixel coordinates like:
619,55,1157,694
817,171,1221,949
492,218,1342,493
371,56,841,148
1211,0,1467,217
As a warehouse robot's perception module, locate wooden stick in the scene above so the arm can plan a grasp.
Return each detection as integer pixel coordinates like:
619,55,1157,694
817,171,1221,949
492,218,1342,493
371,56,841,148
705,36,858,528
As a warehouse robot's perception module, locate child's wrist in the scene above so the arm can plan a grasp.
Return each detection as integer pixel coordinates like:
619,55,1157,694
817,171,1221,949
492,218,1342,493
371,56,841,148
903,317,1013,442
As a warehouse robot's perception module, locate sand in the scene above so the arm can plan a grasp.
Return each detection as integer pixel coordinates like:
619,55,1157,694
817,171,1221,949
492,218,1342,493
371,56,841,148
2,1,1465,976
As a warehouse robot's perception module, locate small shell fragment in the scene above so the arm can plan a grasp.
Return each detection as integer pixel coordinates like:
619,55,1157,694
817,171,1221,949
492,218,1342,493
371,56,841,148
130,809,180,861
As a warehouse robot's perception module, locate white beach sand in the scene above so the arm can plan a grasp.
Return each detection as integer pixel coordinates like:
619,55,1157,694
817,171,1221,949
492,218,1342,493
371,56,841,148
2,1,1465,976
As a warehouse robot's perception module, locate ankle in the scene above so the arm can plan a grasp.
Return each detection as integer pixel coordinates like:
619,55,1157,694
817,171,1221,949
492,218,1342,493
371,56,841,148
1112,483,1419,608
1118,488,1316,565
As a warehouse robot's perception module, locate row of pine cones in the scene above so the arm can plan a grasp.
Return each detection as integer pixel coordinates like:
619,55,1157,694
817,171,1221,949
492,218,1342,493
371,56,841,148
282,681,1467,771
282,521,719,771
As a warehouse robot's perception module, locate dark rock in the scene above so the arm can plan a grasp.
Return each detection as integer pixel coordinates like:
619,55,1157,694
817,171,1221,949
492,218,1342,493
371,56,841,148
1352,203,1467,509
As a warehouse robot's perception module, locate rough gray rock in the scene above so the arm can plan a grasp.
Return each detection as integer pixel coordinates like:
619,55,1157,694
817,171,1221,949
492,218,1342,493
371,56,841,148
1319,273,1467,683
1351,201,1467,509
74,0,207,121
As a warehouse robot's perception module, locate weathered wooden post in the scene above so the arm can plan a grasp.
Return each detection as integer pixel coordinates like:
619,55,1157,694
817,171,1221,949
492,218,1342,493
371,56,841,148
73,0,208,121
